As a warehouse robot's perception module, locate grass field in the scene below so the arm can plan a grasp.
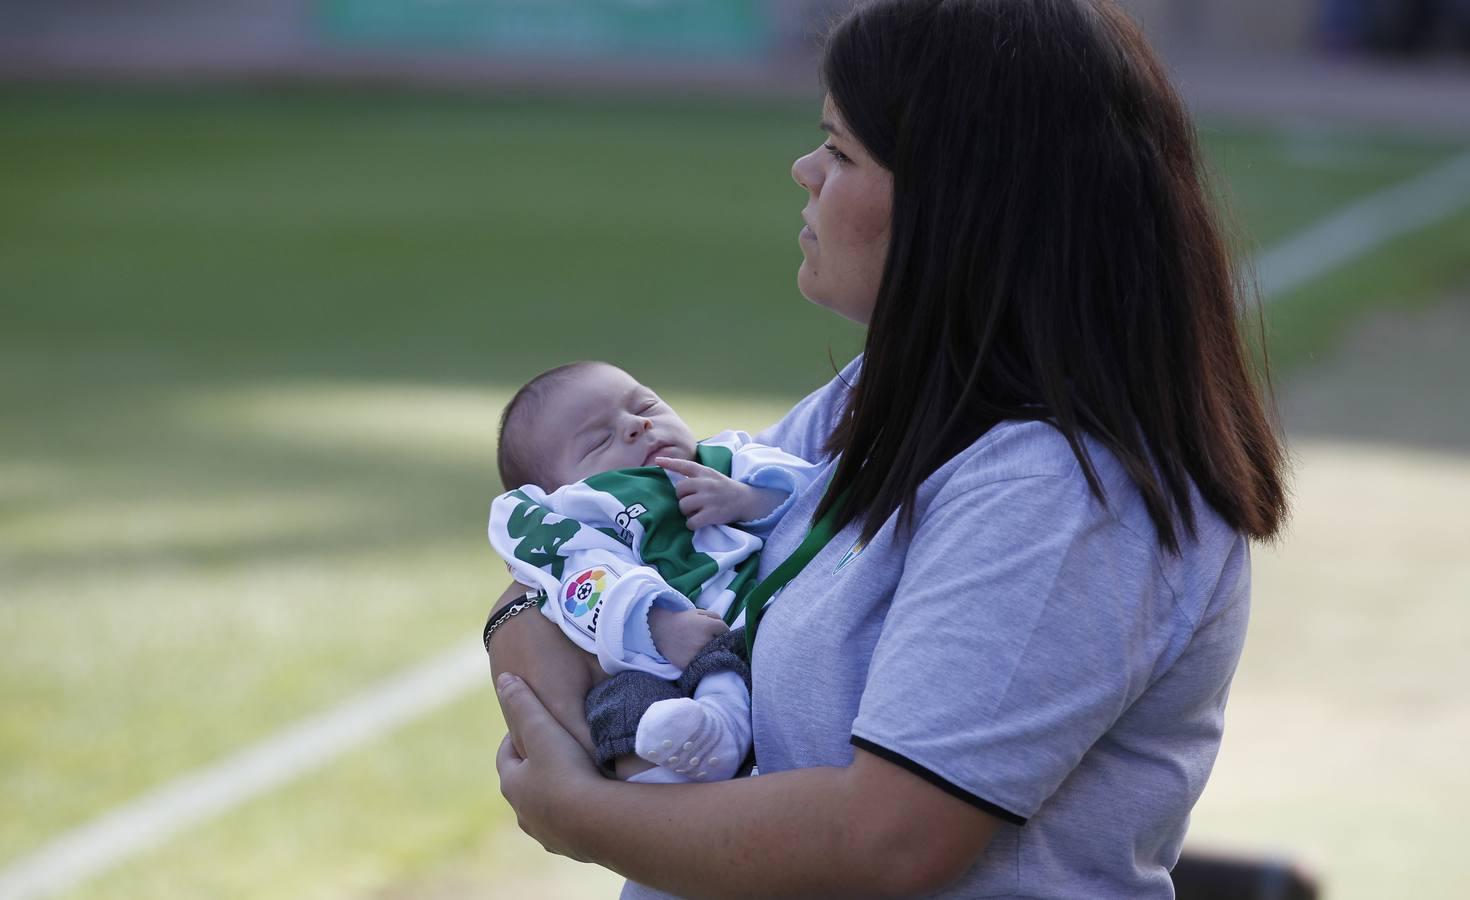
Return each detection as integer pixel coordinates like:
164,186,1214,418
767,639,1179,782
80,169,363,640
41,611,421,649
2,87,1468,898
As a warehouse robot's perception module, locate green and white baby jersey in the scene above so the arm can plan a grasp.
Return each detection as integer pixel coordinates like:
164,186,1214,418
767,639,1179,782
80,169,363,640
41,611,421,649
488,430,818,680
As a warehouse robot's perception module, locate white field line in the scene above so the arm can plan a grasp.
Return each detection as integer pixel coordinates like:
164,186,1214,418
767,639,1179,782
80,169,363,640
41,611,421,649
1255,148,1470,301
5,146,1470,900
0,641,487,900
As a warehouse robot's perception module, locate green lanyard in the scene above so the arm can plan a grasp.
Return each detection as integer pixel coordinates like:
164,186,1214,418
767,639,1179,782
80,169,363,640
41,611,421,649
743,487,849,658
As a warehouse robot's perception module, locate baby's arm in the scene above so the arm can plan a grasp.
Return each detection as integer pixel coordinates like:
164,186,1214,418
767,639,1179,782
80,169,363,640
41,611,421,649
489,478,759,687
656,432,823,534
490,488,692,679
655,456,789,530
647,607,729,669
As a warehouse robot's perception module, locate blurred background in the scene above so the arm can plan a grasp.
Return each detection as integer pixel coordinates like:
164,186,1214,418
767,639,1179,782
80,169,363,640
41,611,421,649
1,1,1467,898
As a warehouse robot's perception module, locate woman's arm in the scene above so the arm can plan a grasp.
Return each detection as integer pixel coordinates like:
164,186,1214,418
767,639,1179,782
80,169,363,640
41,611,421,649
485,581,604,758
495,672,999,899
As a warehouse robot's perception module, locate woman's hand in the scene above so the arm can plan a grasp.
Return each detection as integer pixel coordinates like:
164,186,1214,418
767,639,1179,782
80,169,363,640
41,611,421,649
495,672,606,862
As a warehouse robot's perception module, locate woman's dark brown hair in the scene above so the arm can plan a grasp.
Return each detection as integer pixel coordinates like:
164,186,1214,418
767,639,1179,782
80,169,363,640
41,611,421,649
816,0,1288,552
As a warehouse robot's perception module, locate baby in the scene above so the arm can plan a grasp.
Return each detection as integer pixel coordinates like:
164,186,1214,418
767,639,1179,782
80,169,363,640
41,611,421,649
486,361,819,784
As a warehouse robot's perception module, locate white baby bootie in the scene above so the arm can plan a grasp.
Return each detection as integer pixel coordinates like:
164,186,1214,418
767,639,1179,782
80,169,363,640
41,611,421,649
634,671,751,782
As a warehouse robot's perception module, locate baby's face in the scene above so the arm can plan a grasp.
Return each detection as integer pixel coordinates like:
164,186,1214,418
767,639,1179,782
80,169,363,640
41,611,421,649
540,364,698,488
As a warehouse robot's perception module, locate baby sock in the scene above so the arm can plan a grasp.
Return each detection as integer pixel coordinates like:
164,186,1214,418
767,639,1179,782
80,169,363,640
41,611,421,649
634,670,751,782
627,765,692,785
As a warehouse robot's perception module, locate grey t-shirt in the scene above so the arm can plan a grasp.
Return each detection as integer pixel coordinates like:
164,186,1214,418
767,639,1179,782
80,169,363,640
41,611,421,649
624,356,1250,898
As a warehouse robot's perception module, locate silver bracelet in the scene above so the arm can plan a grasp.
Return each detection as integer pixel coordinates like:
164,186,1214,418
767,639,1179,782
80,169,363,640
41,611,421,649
482,590,547,653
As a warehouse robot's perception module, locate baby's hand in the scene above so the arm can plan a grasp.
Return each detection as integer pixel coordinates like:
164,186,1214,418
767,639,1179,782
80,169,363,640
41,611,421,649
648,607,729,670
656,457,785,530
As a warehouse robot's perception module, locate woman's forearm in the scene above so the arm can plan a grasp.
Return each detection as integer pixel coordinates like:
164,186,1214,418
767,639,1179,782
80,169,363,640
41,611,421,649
560,760,974,899
490,598,998,896
487,582,604,757
571,767,875,898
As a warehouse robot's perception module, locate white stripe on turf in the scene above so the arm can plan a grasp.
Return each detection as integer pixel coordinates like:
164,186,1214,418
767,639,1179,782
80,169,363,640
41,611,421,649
5,147,1470,900
0,641,487,900
1255,148,1470,301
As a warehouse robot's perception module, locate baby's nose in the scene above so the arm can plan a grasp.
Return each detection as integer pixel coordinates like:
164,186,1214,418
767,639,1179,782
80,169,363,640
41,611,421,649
626,418,652,440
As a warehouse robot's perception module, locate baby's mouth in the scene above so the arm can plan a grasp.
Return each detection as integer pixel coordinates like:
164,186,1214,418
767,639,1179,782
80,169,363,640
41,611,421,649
643,443,675,467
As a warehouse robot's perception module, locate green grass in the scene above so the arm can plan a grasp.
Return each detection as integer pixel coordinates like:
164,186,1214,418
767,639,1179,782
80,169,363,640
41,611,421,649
1,87,1468,897
1202,122,1457,246
1201,121,1470,370
1264,205,1470,368
1,88,861,391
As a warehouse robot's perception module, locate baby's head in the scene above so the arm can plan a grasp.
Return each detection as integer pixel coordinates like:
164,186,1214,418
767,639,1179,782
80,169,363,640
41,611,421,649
497,361,698,492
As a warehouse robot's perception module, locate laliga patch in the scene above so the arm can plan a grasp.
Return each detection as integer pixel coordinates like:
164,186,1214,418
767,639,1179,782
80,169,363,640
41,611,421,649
562,565,612,637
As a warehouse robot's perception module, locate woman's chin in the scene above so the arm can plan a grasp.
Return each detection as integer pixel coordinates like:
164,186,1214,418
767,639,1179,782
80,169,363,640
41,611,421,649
796,274,844,319
796,263,820,303
800,286,875,327
799,289,851,324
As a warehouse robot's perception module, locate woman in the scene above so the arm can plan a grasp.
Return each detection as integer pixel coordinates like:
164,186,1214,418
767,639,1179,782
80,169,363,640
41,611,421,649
488,0,1288,896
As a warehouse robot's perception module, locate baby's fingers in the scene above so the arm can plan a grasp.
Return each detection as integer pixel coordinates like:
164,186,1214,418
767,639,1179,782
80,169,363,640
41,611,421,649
656,457,715,479
687,507,727,531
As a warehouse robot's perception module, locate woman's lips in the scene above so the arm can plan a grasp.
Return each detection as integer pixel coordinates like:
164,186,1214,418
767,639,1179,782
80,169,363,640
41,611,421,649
800,224,817,242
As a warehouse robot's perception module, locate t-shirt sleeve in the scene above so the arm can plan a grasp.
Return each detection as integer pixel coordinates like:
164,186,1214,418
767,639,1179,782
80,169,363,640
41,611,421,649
849,472,1178,825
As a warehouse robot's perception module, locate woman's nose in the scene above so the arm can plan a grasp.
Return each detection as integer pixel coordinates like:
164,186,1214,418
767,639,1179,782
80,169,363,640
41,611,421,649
792,149,821,193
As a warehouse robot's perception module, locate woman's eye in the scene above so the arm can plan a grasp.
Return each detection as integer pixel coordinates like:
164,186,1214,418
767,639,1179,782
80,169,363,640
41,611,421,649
824,142,850,164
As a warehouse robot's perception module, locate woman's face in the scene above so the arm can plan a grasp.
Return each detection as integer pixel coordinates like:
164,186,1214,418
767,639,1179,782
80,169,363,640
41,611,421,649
791,95,893,327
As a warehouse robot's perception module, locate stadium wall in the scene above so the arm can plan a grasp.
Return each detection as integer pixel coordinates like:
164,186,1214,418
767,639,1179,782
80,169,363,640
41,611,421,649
0,0,1318,87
